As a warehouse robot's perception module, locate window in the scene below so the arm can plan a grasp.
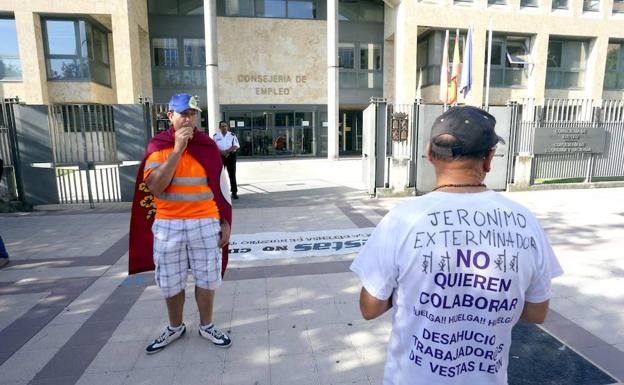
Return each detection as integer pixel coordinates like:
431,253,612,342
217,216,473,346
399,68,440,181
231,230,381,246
90,28,110,85
339,41,382,89
488,0,507,5
153,38,178,67
256,0,287,17
360,43,381,70
148,0,203,15
520,0,538,7
583,0,600,11
417,31,466,87
418,33,440,87
604,42,624,90
339,0,384,22
486,36,530,87
217,0,317,19
152,37,207,87
339,43,354,69
183,39,205,86
43,18,111,86
552,0,568,9
613,0,624,12
287,0,316,18
183,39,204,67
0,17,21,80
546,39,588,89
547,41,562,67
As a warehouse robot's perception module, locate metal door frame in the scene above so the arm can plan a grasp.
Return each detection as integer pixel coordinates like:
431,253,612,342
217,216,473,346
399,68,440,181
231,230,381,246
0,97,23,201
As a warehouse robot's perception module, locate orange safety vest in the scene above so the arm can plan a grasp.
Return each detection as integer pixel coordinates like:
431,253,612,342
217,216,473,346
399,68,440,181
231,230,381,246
144,148,220,220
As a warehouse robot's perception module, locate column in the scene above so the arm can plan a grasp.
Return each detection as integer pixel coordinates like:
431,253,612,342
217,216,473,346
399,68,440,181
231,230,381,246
204,0,221,135
14,11,49,104
393,1,417,103
585,34,609,101
327,0,339,160
112,9,143,103
528,32,550,105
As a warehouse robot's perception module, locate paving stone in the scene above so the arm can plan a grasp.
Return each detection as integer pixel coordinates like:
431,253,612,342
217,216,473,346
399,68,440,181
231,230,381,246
269,328,313,359
270,353,319,385
222,360,269,385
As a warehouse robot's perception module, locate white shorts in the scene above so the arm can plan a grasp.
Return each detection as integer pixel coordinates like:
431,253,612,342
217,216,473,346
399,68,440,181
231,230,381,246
152,218,222,298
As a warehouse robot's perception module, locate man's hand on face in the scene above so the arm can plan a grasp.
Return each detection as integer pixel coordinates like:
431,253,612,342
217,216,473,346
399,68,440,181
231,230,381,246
173,126,194,154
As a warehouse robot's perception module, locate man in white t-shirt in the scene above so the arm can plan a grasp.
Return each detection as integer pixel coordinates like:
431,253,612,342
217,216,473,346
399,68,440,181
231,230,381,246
351,106,563,385
213,121,240,199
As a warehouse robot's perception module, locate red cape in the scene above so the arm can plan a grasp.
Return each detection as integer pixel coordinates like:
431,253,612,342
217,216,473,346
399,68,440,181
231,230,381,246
128,127,232,276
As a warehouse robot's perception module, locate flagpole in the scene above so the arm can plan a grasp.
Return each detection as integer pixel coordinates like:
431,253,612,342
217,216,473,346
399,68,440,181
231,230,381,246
485,18,493,109
440,30,450,109
454,28,459,106
460,24,473,104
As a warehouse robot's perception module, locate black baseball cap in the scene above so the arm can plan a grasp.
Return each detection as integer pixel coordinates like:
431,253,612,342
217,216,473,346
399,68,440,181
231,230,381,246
430,106,504,157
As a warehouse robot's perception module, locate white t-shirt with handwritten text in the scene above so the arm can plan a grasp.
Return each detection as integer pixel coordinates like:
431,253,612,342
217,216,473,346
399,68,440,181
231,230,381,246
351,191,563,385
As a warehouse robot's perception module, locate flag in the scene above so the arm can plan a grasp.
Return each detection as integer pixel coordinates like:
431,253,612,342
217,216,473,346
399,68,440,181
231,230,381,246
460,24,473,99
448,29,461,105
439,30,449,103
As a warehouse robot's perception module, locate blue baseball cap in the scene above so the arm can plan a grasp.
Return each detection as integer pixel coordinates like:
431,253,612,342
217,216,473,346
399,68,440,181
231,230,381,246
168,93,202,114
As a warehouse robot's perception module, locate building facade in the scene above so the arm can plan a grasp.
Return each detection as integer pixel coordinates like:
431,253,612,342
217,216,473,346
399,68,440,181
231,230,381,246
1,0,623,158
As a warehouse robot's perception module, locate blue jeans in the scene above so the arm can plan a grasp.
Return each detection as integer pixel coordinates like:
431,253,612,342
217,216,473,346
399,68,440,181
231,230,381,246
0,235,8,259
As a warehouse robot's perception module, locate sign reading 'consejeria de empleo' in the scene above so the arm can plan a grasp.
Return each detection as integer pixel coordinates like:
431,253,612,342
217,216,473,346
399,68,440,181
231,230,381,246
533,126,606,154
237,73,308,96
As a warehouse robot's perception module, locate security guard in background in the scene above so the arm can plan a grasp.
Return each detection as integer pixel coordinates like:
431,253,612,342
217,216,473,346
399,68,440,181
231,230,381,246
213,121,240,199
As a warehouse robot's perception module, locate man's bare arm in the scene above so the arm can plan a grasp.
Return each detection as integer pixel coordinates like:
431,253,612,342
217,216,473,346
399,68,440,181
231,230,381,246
359,287,393,320
520,300,549,324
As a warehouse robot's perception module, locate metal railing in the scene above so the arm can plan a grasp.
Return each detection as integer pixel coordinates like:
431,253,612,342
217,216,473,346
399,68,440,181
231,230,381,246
594,100,624,178
48,103,121,205
512,98,624,183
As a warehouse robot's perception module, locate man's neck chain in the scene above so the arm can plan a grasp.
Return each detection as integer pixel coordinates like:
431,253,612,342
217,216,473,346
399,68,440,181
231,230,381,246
432,183,486,191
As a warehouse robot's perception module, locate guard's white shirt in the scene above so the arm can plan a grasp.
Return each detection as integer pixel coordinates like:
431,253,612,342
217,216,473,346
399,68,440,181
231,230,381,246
213,131,240,152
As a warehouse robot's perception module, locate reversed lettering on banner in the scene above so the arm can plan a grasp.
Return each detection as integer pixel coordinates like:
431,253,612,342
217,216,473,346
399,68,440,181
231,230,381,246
228,228,374,261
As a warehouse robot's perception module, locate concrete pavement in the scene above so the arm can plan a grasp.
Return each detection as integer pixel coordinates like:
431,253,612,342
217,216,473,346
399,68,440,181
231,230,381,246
0,158,622,385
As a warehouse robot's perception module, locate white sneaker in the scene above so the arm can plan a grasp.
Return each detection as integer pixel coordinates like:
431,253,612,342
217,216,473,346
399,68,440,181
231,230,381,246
145,324,186,354
199,325,232,348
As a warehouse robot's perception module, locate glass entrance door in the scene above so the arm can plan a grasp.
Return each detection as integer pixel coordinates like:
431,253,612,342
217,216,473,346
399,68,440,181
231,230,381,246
227,112,252,156
339,110,362,155
294,111,314,155
225,109,317,157
272,112,294,156
252,112,271,156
